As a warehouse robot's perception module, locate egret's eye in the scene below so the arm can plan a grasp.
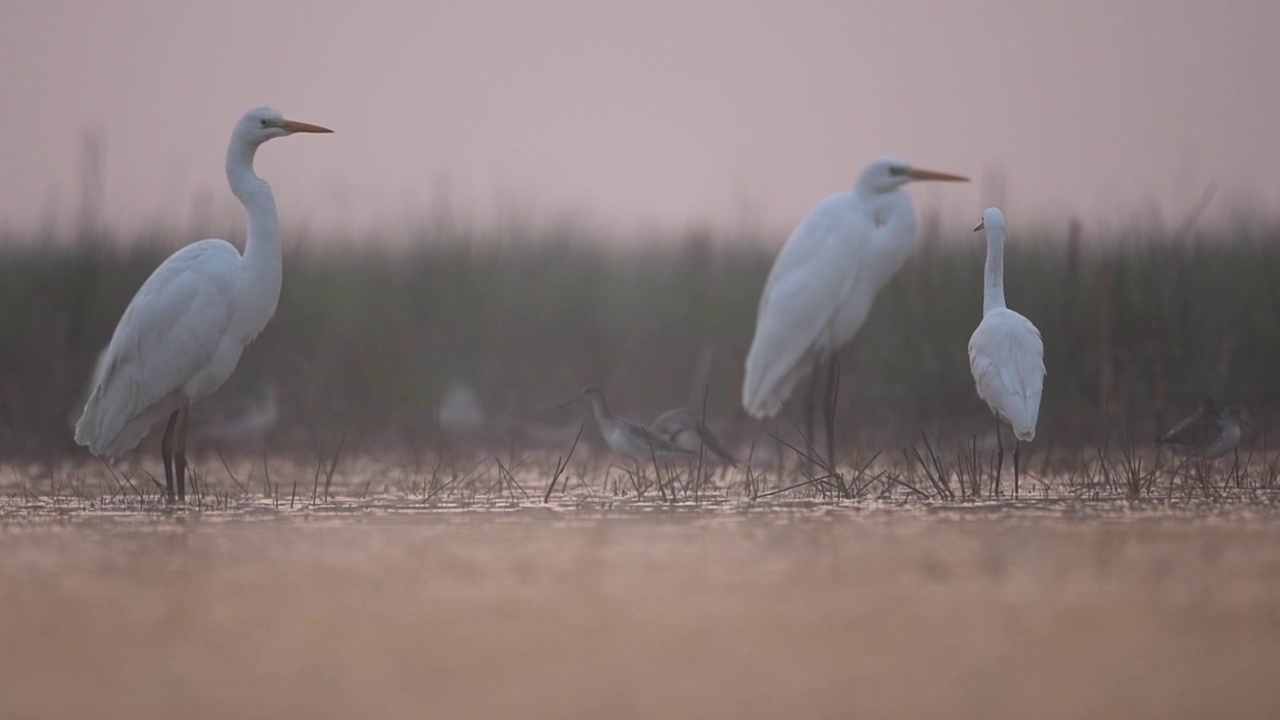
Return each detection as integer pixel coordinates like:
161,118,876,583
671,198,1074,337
888,166,907,177
260,118,270,128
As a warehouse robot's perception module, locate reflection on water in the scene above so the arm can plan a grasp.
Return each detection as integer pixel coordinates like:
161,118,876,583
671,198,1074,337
3,504,1280,719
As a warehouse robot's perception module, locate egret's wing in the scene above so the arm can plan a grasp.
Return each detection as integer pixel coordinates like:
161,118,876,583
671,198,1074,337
743,195,868,418
968,309,1045,439
76,240,240,456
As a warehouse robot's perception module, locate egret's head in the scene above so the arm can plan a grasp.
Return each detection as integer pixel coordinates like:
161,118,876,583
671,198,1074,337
858,157,968,194
235,106,332,145
973,207,1006,234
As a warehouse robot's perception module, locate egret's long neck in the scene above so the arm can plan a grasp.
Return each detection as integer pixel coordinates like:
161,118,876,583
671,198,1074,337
982,226,1007,316
861,189,917,289
226,138,281,281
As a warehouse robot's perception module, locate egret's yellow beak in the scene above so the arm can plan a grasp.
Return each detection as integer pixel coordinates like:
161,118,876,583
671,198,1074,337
910,168,968,182
973,219,985,232
279,120,333,134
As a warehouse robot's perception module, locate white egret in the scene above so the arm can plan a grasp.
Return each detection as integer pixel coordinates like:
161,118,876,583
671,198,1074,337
968,207,1045,495
66,345,109,431
564,387,697,464
435,380,486,434
650,408,739,466
74,106,331,502
742,157,968,464
1159,399,1248,459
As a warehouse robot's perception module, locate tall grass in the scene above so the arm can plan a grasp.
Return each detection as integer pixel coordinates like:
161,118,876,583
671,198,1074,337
2,215,1278,458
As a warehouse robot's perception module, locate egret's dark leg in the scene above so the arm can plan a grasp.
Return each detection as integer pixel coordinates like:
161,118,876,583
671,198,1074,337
1013,440,1022,497
804,356,822,470
161,410,179,503
174,406,190,503
822,355,840,469
993,414,1004,498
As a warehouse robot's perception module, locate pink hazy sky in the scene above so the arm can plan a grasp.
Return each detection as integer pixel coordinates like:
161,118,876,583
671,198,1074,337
2,0,1278,240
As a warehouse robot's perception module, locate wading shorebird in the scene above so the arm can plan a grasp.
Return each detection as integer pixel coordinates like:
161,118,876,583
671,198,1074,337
74,106,332,502
742,157,968,467
968,208,1046,496
1159,399,1249,459
564,387,698,464
650,408,739,466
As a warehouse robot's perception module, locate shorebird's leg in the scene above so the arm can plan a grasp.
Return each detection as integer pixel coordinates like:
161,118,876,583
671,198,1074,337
161,409,179,503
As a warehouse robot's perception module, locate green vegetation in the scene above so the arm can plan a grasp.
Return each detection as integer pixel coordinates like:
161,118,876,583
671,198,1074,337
2,217,1278,457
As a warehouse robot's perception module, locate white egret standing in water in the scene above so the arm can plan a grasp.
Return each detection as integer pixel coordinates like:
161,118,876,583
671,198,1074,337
742,157,968,465
75,106,331,502
968,207,1045,495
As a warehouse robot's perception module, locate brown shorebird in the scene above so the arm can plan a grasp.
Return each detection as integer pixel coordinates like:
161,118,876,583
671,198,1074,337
650,408,738,466
1158,399,1248,459
564,387,697,463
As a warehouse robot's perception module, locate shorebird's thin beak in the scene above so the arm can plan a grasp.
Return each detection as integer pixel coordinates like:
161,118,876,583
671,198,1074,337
557,393,585,410
909,168,969,183
973,219,985,232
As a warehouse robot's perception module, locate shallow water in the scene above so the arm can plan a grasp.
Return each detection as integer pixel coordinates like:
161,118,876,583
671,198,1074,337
3,502,1280,719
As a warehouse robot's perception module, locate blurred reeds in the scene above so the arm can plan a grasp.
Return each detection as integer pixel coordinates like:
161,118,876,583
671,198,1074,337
2,214,1278,459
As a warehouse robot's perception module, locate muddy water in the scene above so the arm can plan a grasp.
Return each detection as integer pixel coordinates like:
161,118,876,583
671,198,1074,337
2,505,1280,719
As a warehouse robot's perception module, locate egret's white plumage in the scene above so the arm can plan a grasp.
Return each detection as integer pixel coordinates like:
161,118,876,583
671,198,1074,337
74,106,330,499
742,158,968,430
968,207,1045,492
435,380,486,433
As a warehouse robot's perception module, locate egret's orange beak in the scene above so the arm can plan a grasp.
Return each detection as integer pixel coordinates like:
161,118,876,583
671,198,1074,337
280,120,333,134
910,168,968,182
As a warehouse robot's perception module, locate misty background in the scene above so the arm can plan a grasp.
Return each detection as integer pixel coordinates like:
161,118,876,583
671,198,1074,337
2,1,1279,459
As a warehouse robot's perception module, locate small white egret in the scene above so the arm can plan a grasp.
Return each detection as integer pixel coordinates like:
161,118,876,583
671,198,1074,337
74,106,331,502
1159,399,1249,459
968,207,1045,495
435,380,486,434
742,158,967,464
564,387,697,464
650,408,739,466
